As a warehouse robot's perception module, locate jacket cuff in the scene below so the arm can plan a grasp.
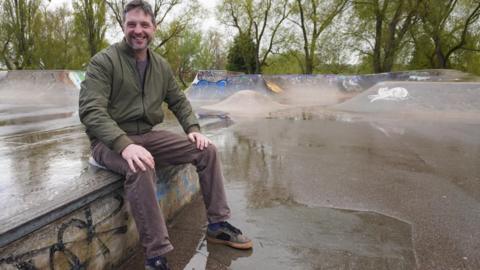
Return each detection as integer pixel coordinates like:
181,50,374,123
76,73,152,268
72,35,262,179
186,124,200,134
112,135,134,153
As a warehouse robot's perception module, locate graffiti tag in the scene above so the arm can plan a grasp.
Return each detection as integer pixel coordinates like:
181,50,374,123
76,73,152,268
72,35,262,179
368,87,409,102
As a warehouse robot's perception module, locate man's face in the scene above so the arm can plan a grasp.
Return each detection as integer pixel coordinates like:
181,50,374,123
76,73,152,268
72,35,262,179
123,8,156,51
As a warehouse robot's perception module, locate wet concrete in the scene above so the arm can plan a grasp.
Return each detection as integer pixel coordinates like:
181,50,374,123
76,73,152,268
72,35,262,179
2,69,479,269
121,113,480,269
0,126,114,236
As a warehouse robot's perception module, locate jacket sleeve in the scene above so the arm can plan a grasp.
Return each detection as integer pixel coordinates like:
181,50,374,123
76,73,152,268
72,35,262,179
163,62,200,134
79,53,133,153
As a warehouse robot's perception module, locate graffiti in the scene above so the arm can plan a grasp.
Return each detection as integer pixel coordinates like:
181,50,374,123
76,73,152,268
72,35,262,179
195,79,228,89
188,74,271,100
0,193,126,270
341,77,362,92
409,75,430,81
194,70,228,84
368,87,409,102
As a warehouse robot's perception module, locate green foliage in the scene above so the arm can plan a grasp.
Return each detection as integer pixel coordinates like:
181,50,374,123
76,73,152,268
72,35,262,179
226,33,256,74
0,0,43,69
35,5,90,69
262,51,302,74
0,0,478,76
292,0,348,74
0,0,95,70
193,31,227,70
72,0,109,58
410,0,480,70
351,0,421,73
158,29,202,88
219,0,291,73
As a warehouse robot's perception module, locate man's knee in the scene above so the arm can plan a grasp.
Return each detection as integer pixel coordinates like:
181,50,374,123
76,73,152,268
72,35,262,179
204,143,218,157
125,167,157,185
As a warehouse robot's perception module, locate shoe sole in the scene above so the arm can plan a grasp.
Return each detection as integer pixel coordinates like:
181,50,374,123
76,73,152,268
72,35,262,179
206,236,253,249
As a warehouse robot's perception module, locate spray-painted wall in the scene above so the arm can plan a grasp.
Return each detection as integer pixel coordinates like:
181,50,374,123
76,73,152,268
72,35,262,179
186,69,478,102
0,164,199,270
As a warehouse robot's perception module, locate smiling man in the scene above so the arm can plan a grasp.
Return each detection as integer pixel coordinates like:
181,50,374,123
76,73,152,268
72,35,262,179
78,1,252,269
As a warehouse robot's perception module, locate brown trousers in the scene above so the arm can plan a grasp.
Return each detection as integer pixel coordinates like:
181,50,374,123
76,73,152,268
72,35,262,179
91,130,231,257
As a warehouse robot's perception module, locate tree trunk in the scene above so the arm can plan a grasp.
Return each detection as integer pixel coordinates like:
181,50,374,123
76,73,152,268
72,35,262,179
433,37,448,68
373,11,383,73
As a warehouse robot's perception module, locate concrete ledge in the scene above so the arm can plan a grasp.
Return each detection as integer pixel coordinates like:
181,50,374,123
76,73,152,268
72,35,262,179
0,164,199,270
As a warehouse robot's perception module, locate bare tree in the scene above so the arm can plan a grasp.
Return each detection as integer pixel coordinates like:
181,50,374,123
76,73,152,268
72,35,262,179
293,0,348,74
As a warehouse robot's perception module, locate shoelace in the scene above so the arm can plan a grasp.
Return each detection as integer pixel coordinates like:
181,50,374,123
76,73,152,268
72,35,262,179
222,221,242,234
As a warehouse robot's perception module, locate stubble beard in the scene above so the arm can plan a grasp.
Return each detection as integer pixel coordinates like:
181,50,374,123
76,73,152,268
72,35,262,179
127,34,153,52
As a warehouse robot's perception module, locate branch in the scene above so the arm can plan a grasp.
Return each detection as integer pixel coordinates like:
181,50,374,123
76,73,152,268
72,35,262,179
460,47,480,52
445,2,480,59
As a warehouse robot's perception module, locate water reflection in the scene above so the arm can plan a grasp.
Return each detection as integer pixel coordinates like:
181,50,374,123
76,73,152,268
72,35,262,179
212,127,295,209
0,127,91,232
208,117,480,269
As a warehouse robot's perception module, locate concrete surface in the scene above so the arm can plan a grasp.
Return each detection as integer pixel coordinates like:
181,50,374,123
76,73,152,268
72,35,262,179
0,70,216,269
120,114,480,269
2,69,480,270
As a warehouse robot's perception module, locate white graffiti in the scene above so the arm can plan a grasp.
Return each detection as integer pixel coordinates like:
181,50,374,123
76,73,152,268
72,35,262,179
368,87,409,102
409,75,430,81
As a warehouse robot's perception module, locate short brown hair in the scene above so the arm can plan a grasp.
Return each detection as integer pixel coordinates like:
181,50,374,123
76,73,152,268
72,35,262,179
123,0,156,25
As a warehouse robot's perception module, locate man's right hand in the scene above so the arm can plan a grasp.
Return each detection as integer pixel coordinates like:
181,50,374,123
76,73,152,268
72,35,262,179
121,144,155,173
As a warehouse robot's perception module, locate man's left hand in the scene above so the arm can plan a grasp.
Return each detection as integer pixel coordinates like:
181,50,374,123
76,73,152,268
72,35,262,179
188,132,212,150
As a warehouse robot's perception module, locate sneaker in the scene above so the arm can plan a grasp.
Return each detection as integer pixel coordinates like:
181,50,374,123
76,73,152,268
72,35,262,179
206,221,253,249
145,256,170,270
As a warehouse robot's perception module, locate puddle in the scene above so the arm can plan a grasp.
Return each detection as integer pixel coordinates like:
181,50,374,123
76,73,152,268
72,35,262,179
204,118,480,269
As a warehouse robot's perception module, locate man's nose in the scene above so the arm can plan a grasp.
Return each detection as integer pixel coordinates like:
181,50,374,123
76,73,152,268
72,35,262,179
133,24,142,33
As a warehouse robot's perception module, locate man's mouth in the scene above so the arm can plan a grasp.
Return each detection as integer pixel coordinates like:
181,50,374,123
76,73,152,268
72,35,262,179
133,36,146,44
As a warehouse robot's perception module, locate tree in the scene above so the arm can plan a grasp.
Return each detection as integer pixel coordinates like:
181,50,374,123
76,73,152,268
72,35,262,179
352,0,422,73
160,29,202,88
414,0,480,68
226,33,257,73
0,0,42,69
73,0,109,58
292,0,348,74
34,5,88,69
193,30,227,70
218,0,291,73
262,50,304,74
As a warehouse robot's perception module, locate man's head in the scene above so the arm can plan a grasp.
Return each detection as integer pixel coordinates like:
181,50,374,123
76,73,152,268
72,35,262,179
123,0,156,52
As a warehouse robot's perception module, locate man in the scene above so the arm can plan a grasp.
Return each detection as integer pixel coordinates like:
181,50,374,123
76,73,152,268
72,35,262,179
78,1,252,269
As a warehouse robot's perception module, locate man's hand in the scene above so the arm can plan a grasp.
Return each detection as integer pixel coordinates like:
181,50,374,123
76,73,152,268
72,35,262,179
121,144,155,173
188,132,212,150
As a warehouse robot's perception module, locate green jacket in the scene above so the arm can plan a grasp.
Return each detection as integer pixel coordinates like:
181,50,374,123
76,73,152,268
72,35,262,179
79,40,199,153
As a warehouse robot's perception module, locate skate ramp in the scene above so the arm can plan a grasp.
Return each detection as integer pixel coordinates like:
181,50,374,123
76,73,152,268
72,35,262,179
0,70,84,135
201,90,290,118
264,69,479,107
332,81,480,121
187,69,478,108
186,71,272,102
0,70,228,270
